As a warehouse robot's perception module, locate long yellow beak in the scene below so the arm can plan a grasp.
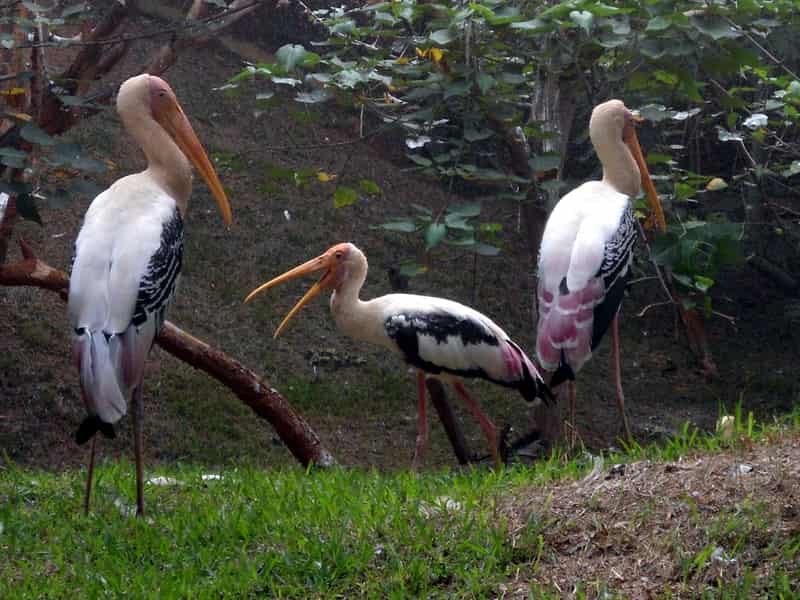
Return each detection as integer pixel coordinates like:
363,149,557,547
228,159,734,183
155,99,233,226
624,126,666,233
244,252,337,338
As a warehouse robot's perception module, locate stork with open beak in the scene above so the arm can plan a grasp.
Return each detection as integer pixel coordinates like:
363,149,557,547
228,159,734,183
68,74,232,516
244,243,553,469
536,99,664,444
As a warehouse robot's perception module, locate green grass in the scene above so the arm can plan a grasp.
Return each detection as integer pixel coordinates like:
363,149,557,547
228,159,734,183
1,407,798,598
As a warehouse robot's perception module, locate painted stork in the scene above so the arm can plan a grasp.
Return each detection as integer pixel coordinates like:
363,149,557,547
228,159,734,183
68,74,232,515
244,243,553,468
535,99,664,443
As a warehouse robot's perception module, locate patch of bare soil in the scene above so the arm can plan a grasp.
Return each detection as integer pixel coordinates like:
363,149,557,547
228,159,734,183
501,435,800,598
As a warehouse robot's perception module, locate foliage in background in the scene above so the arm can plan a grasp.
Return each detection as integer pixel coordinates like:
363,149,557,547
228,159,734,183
0,2,106,223
231,0,800,310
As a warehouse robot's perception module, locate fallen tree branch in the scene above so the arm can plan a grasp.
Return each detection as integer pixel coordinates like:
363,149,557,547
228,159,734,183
0,239,335,468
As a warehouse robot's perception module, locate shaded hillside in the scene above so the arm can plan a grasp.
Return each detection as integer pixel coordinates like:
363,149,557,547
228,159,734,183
0,10,798,471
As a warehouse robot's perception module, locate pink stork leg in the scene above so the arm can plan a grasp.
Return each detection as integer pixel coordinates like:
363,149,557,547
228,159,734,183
411,371,428,470
132,384,145,516
611,313,633,442
452,382,501,469
567,380,577,448
83,436,97,516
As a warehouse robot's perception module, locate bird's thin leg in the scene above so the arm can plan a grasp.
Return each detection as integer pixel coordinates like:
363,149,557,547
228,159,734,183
132,384,145,517
411,371,428,470
83,436,97,516
451,383,500,469
567,380,577,449
611,313,633,442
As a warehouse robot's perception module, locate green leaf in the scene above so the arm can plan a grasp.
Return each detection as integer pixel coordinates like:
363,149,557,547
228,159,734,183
443,81,471,99
646,16,671,31
335,69,368,89
333,186,358,208
693,275,714,293
476,73,496,94
411,204,432,216
19,123,56,146
275,44,319,71
0,147,28,168
646,152,673,166
295,90,332,104
444,214,474,231
407,154,432,167
463,127,493,142
781,160,800,178
510,18,550,32
331,19,355,34
270,77,301,87
672,272,693,289
429,29,456,45
570,10,593,34
425,222,447,250
588,2,623,17
378,220,416,233
359,179,381,195
690,16,739,40
61,3,87,18
16,193,42,225
448,202,481,217
474,242,500,256
399,261,427,277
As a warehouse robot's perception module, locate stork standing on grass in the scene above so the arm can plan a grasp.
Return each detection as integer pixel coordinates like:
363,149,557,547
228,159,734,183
535,99,665,443
68,74,232,516
244,243,553,469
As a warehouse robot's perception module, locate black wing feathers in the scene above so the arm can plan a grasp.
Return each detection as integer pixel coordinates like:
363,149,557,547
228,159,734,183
131,208,184,331
590,205,637,349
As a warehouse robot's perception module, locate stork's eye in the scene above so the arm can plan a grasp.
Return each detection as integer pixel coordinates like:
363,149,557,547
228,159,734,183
335,251,343,260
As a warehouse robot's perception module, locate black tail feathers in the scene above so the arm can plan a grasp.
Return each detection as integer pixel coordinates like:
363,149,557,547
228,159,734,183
549,349,576,388
519,365,555,406
75,415,116,445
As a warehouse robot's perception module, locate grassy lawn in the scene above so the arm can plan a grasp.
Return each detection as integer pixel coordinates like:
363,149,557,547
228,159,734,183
1,408,798,599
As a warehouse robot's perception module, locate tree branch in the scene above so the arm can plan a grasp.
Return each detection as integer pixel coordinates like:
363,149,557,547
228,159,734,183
141,0,265,76
0,239,335,468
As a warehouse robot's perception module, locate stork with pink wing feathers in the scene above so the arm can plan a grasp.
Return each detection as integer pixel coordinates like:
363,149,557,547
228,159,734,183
536,100,665,443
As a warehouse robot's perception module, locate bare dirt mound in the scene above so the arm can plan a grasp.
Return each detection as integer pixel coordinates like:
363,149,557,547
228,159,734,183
501,434,800,597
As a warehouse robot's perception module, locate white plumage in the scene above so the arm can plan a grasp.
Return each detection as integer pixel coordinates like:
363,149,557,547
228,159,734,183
69,183,177,425
535,99,664,443
538,181,630,297
245,242,552,468
68,73,231,516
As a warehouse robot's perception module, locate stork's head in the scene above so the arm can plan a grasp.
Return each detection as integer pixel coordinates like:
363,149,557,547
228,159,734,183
589,99,664,231
117,74,232,226
244,243,365,337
